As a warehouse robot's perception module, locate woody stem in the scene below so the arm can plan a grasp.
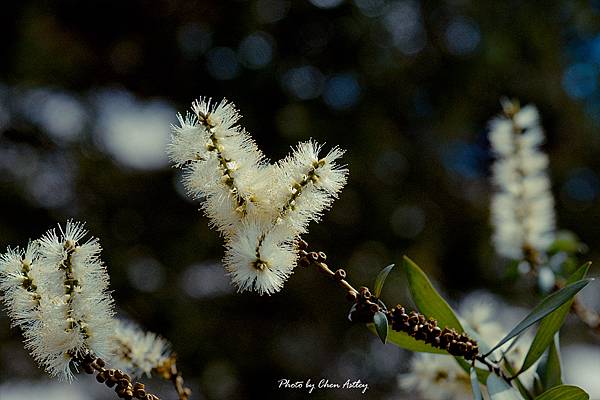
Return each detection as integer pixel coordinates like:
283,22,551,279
153,355,192,400
169,361,192,400
299,249,358,300
77,353,160,400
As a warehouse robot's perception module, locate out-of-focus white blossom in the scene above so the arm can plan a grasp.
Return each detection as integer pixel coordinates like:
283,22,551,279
169,98,348,295
399,352,473,400
399,295,536,399
0,221,115,381
109,320,171,378
563,344,600,398
0,241,41,329
489,102,555,260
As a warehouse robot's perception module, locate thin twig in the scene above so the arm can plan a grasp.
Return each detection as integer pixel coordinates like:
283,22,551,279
298,242,512,381
155,356,192,400
298,245,358,300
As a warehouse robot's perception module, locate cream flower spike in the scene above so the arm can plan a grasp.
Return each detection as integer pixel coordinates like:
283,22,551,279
269,140,348,235
224,219,297,295
109,320,171,378
489,100,555,261
0,221,115,381
169,98,348,295
168,98,268,237
0,241,41,329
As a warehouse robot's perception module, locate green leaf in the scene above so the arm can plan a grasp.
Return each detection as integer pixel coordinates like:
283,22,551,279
539,335,562,390
373,311,388,344
403,256,463,331
373,264,395,298
403,256,477,380
471,367,483,400
487,374,524,400
487,279,592,354
534,385,589,400
368,324,447,354
513,375,535,400
519,263,591,374
533,374,545,396
504,360,534,400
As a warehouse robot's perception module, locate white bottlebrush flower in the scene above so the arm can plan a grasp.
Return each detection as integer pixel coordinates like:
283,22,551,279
168,98,267,237
0,221,115,381
489,102,556,260
268,141,348,235
109,320,171,378
169,98,348,295
224,219,298,295
399,294,537,399
0,241,41,329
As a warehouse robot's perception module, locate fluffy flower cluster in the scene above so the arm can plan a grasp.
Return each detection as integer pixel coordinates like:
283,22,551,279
0,221,115,380
399,295,535,400
489,101,556,260
169,98,348,294
109,320,171,378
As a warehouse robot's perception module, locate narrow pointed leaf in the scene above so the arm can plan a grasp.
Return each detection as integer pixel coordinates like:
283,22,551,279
374,264,395,298
487,374,524,400
534,385,589,400
488,279,592,354
533,375,544,397
504,360,534,399
539,335,562,390
368,324,447,354
519,263,591,374
471,367,483,400
513,376,535,400
403,256,463,331
373,311,388,344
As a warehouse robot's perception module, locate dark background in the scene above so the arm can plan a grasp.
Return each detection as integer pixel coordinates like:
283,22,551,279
1,0,600,399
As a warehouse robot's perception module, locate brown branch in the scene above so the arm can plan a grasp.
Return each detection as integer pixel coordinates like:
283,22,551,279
298,242,479,360
298,242,358,301
297,243,523,385
78,353,161,400
154,355,192,400
297,243,524,387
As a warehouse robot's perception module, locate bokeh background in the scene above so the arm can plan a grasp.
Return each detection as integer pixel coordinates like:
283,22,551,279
1,0,600,399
